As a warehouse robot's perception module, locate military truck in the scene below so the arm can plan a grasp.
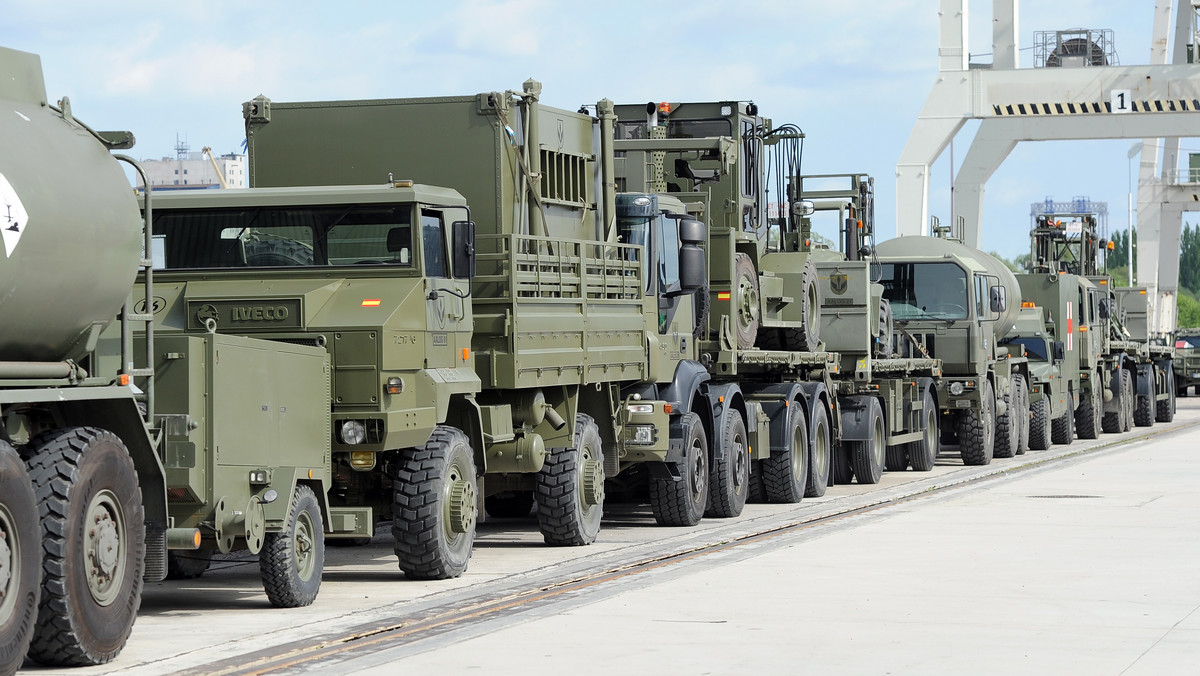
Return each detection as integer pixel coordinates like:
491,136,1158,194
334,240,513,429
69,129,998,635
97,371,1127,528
1001,304,1070,449
0,46,329,671
1175,328,1200,397
1029,212,1174,428
140,82,760,582
612,101,941,489
875,228,1029,465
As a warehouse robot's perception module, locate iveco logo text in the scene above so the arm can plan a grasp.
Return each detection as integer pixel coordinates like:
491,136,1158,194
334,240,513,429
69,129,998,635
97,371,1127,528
231,306,291,321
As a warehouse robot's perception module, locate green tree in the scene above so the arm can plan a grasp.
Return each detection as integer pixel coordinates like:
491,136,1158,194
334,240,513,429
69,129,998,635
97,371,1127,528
1177,290,1200,328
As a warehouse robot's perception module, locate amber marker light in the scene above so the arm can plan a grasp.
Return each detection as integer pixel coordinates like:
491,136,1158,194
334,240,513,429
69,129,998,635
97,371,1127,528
461,348,470,361
118,374,130,386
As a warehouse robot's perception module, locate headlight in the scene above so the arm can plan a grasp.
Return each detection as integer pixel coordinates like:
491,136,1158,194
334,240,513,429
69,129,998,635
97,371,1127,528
340,420,367,445
627,403,655,414
948,381,966,396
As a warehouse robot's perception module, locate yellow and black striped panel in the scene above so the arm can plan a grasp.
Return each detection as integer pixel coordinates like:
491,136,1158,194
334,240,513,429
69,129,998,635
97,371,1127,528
991,99,1200,115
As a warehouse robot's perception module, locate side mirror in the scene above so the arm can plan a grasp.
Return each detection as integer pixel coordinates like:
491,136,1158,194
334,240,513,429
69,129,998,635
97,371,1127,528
792,200,815,217
989,285,1007,313
452,220,476,280
1097,298,1112,319
1052,341,1066,363
679,245,706,291
678,218,706,245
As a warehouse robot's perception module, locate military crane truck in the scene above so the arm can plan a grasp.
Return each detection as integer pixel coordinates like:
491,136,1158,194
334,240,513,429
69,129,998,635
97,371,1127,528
612,101,942,491
0,46,330,671
875,229,1029,465
151,81,759,576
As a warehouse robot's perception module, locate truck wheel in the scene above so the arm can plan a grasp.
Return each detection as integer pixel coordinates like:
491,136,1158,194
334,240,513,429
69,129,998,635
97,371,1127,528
831,445,854,485
706,409,750,518
907,389,939,471
732,253,760,350
1,441,39,676
650,412,708,526
1075,379,1102,440
957,380,995,466
747,462,766,504
1050,394,1075,446
1120,369,1135,432
762,402,808,503
166,545,214,580
484,492,534,519
1028,397,1052,450
1102,370,1128,434
23,428,144,667
259,485,323,608
1156,369,1176,423
993,379,1018,459
1013,377,1030,455
804,405,831,498
885,445,908,472
849,398,885,484
875,299,894,358
392,426,477,579
537,414,605,546
759,260,822,352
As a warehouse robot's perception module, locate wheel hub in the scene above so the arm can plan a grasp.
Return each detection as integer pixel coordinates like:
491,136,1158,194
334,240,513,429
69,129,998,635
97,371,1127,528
581,458,605,507
84,490,125,606
448,479,476,534
738,279,759,328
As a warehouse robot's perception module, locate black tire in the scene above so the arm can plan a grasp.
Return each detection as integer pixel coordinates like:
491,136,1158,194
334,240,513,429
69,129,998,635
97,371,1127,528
259,485,323,608
875,299,894,358
706,409,750,518
1102,370,1129,434
650,412,708,526
537,414,605,546
849,398,885,484
1156,368,1176,423
484,492,535,519
166,545,214,580
747,461,766,504
1050,392,1075,446
243,236,315,266
392,426,477,579
1028,396,1052,450
731,253,760,350
907,389,940,471
1,441,40,676
884,445,908,472
831,445,854,485
23,428,144,667
957,380,995,466
1076,380,1102,440
994,379,1019,459
1121,369,1134,432
762,402,808,503
1014,377,1030,455
1133,386,1154,426
693,282,711,341
804,405,831,498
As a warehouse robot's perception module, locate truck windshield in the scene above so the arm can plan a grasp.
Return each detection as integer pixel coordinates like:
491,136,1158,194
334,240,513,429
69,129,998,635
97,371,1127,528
616,118,733,140
879,262,969,320
151,204,415,269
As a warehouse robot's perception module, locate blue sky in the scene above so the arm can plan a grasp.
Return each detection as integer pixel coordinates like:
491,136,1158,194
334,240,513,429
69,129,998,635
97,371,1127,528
0,1,1182,261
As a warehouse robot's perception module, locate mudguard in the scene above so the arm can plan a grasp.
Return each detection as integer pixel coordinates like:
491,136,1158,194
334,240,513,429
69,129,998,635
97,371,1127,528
705,381,744,462
838,394,881,442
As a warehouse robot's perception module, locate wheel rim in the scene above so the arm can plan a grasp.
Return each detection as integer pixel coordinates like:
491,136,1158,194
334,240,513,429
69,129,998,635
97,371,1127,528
737,275,759,335
871,417,885,467
790,422,805,482
688,436,707,503
446,470,476,536
0,504,18,622
923,409,938,459
84,489,126,607
732,434,748,490
804,280,819,334
580,450,605,508
813,417,829,478
294,507,317,582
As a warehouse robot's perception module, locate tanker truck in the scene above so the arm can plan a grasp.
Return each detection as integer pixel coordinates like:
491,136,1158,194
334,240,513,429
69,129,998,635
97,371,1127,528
875,228,1029,464
1,46,333,671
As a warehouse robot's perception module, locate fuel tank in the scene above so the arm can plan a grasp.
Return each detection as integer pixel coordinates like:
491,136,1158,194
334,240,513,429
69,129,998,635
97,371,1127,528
0,46,142,362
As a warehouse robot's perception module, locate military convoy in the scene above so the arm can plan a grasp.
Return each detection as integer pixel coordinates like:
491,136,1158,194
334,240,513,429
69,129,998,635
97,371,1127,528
1,43,1186,672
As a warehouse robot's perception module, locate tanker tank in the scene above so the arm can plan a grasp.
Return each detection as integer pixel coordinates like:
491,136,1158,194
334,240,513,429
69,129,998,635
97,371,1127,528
874,235,1022,339
0,46,142,363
